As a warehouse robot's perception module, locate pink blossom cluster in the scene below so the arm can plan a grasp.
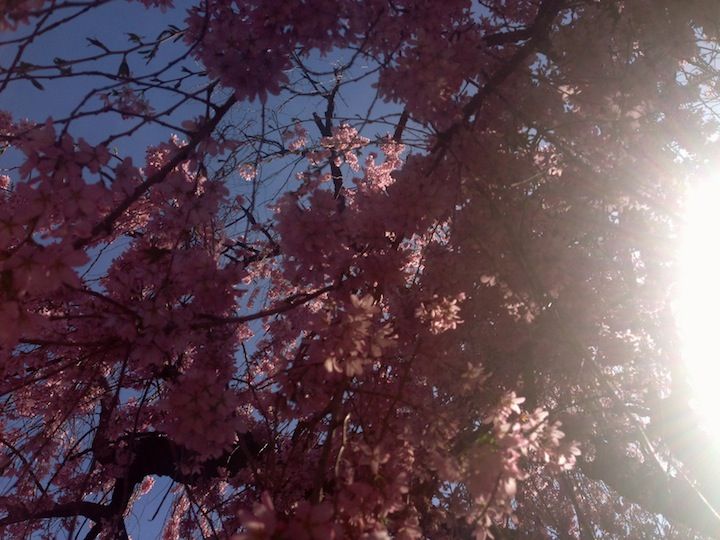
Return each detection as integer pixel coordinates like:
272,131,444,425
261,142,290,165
316,294,395,376
239,163,257,181
282,122,308,152
101,87,155,120
184,1,293,103
458,394,580,537
0,120,113,349
0,0,44,30
415,293,466,334
321,124,370,172
162,366,244,459
236,493,336,540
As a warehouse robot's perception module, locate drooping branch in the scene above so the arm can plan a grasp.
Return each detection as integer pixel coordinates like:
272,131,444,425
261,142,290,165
581,437,720,539
193,282,339,328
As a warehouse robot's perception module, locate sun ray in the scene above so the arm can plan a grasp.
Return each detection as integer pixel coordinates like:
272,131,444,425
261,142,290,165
677,178,720,436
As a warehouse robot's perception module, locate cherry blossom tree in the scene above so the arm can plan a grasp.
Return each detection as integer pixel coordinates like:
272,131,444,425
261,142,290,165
0,0,719,538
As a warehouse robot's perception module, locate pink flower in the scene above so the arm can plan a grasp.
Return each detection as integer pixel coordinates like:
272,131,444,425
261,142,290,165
321,124,369,172
236,492,279,540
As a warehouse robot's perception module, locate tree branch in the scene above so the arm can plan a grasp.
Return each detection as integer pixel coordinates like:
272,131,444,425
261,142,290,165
581,438,720,539
1,432,261,535
0,500,108,527
73,95,237,249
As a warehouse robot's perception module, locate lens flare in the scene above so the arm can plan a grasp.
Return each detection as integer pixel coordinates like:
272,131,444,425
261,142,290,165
677,179,720,432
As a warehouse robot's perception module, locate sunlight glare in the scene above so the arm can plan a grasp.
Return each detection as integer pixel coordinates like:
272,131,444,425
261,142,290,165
678,178,720,433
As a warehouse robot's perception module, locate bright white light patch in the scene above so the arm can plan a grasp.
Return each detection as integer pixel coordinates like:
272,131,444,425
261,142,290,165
677,179,720,431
